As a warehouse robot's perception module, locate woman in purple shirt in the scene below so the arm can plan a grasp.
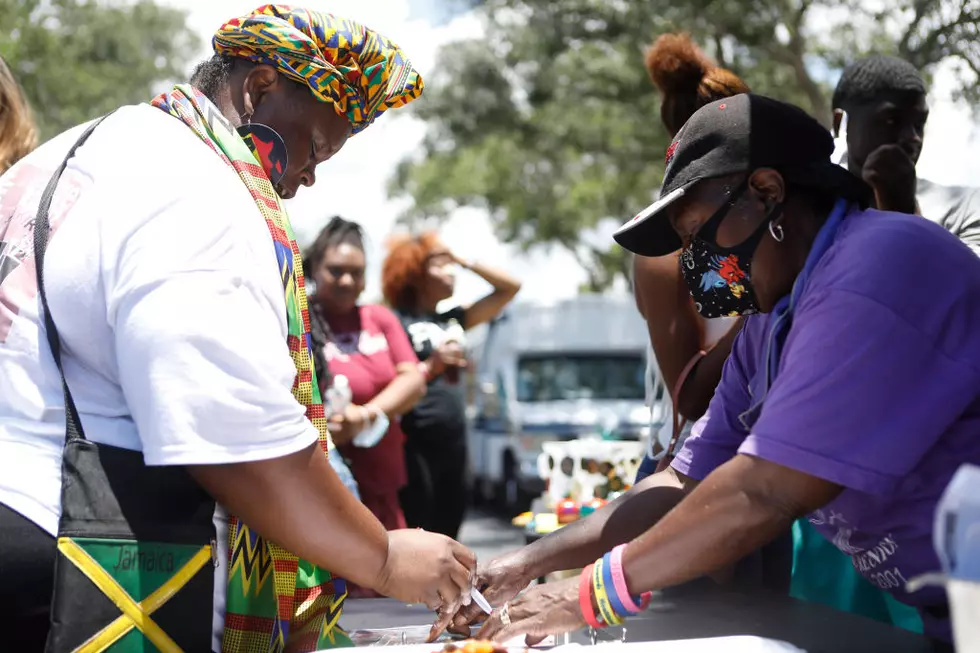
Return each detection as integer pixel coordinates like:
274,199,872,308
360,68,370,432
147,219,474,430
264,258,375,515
445,95,978,650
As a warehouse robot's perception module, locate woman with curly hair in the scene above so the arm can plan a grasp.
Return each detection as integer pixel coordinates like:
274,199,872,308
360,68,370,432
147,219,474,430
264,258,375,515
382,232,521,538
0,56,38,175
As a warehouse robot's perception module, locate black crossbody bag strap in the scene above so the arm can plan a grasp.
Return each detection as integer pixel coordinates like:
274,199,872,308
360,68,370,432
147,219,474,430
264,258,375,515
33,115,110,444
38,113,217,653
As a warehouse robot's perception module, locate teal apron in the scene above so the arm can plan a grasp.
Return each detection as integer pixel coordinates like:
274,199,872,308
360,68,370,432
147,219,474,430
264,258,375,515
791,520,923,632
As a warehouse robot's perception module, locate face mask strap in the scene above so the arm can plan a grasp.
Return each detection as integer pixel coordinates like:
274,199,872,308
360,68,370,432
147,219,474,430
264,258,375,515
694,178,750,245
700,182,788,253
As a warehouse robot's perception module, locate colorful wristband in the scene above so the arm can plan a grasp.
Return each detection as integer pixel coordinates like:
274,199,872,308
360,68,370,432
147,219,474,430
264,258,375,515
610,544,644,614
601,551,631,618
639,591,652,610
578,563,604,629
592,557,623,626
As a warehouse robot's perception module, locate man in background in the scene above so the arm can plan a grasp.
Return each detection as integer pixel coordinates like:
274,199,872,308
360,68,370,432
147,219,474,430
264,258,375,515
833,54,980,251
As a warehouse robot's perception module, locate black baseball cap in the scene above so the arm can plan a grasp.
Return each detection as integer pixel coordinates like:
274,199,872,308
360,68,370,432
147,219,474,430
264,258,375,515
613,93,870,257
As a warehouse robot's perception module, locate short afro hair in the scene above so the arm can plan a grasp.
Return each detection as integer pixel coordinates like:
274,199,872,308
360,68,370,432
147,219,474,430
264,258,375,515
832,54,926,110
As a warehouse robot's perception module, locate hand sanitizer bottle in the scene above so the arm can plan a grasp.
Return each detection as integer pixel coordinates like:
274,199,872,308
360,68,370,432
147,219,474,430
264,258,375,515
325,374,352,418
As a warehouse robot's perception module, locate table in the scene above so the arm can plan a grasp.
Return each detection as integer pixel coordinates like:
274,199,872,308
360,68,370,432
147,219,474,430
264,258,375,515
340,580,939,653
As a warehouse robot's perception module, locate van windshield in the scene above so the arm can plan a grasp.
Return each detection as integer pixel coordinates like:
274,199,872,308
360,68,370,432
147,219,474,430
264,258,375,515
516,353,645,402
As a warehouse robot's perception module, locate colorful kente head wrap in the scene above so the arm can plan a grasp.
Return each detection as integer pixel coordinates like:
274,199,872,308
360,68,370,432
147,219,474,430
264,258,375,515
213,4,424,134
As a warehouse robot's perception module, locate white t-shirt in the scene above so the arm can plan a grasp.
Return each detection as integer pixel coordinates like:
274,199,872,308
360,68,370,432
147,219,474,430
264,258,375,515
916,177,980,255
0,104,319,648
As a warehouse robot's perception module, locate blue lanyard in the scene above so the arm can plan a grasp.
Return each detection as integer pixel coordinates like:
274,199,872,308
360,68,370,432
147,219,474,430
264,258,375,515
739,199,851,430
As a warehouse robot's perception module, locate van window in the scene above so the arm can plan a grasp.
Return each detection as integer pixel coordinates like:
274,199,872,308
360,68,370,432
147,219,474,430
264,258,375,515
516,353,645,402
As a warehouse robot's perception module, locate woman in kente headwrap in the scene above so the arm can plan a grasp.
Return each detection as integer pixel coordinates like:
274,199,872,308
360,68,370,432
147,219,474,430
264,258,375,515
0,6,475,652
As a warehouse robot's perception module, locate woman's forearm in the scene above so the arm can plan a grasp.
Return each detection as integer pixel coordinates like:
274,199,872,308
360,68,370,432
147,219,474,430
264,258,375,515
621,455,838,595
189,443,389,590
419,358,443,382
456,258,522,328
460,258,521,295
368,367,426,417
518,467,695,579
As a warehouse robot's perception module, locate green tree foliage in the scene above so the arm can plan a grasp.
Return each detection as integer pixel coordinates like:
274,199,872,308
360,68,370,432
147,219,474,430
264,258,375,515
0,0,199,140
391,0,979,291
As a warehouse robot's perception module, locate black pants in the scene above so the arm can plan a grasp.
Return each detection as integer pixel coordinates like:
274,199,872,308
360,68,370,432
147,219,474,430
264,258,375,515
0,502,56,651
400,441,468,539
733,529,794,594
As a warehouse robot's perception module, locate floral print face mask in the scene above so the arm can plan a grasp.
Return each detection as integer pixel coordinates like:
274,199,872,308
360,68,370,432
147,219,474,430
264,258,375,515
681,239,759,318
680,181,783,318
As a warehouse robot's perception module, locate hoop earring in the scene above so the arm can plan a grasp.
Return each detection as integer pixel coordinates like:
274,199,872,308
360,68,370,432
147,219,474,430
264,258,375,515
237,115,289,187
769,221,785,243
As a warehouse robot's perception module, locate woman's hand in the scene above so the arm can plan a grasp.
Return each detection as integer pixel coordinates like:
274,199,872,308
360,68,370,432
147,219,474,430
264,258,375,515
436,341,467,370
374,529,477,638
475,576,583,644
443,549,535,637
328,404,368,445
423,341,467,382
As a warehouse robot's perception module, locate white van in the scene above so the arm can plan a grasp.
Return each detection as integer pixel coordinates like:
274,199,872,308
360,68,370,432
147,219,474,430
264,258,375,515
467,295,654,512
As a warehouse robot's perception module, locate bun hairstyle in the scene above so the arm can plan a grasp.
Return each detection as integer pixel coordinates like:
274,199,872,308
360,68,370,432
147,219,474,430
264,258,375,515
644,33,750,137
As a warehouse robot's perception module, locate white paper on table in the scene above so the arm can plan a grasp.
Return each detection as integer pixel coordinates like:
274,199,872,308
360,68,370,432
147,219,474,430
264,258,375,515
336,640,547,653
343,626,552,651
325,634,803,652
567,636,805,652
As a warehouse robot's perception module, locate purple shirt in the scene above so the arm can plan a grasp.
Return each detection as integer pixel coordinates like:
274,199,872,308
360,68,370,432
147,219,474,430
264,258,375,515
672,207,980,642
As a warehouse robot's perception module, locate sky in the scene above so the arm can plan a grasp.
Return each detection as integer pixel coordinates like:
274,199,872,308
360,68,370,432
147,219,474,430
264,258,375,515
158,0,980,306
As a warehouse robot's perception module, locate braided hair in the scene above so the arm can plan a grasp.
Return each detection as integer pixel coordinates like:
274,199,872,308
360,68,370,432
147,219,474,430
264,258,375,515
303,216,367,392
832,55,925,111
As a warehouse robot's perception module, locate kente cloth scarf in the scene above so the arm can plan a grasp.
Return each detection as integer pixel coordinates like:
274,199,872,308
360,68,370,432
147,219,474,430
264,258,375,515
152,84,350,653
214,4,423,134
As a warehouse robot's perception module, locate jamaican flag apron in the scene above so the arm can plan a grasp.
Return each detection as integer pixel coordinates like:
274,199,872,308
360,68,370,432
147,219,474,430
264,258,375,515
38,117,217,653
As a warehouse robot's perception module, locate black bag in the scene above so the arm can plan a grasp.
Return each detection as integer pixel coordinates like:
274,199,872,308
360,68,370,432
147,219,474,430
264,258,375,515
37,117,217,653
